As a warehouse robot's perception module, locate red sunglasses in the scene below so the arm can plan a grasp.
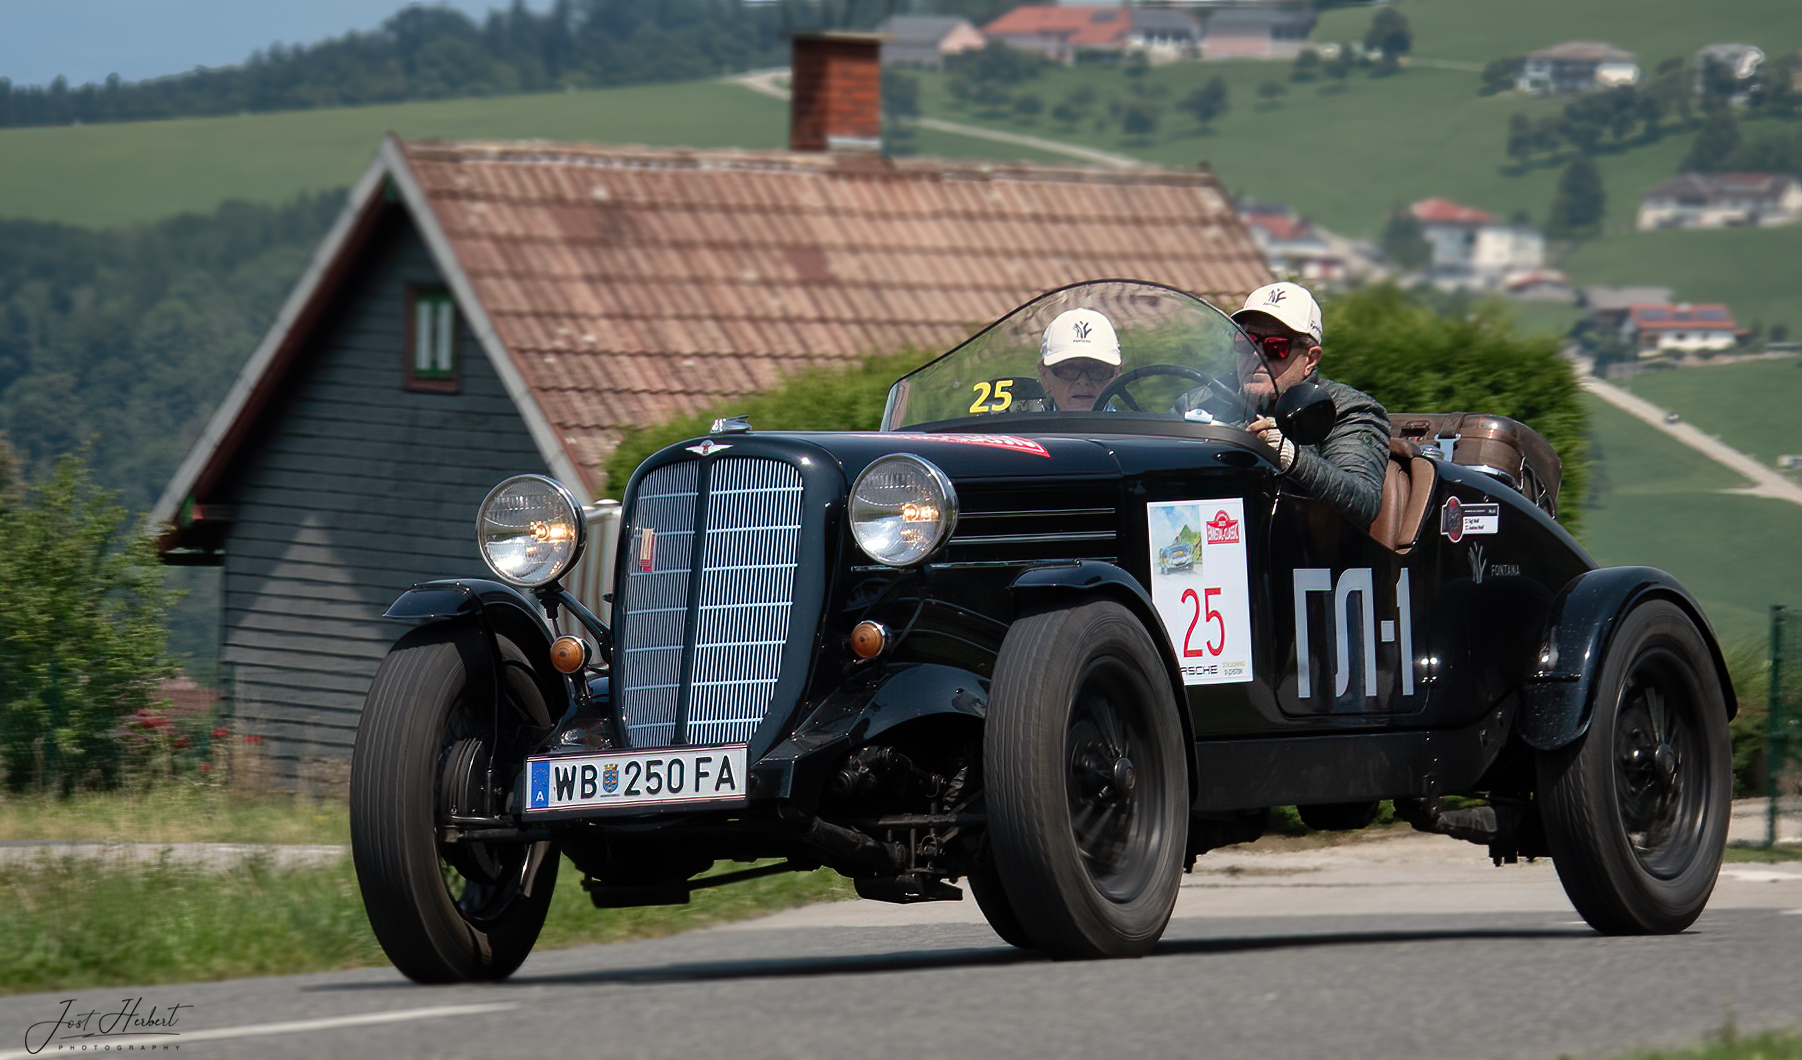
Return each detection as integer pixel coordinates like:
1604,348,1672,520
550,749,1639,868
1234,332,1305,360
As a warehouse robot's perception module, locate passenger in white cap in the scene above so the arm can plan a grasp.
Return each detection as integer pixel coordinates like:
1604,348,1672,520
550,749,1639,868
1231,282,1390,528
1038,308,1122,412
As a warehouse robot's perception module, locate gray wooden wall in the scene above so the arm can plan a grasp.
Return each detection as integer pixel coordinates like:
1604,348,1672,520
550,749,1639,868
218,211,549,786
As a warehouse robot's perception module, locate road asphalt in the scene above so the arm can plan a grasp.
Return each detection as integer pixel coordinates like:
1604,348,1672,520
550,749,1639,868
3,824,1800,1060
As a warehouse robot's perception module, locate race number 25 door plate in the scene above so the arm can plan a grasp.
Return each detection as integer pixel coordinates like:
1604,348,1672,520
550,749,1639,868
523,745,749,816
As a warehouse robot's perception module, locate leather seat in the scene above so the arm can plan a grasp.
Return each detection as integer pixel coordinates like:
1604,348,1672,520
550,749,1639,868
1366,438,1437,552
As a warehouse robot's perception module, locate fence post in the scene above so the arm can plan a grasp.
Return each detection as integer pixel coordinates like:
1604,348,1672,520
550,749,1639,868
1771,605,1787,849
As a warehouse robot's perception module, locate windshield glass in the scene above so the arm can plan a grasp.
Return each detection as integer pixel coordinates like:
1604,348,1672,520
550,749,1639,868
882,280,1254,432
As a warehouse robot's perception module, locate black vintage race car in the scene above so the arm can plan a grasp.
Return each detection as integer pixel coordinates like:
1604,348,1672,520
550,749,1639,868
349,280,1735,982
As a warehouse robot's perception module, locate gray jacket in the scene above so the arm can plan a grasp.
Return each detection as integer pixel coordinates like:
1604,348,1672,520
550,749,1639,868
1279,377,1390,529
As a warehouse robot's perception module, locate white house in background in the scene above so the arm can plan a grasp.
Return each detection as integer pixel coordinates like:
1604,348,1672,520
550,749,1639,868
1409,198,1545,290
1637,173,1802,229
1517,41,1639,94
1622,303,1740,356
1200,6,1317,60
1125,8,1204,63
1238,202,1388,284
876,15,986,67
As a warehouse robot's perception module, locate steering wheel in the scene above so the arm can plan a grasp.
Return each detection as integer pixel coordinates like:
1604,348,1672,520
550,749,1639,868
1090,364,1242,417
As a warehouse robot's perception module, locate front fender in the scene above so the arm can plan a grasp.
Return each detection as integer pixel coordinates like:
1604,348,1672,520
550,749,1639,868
1518,566,1736,751
383,578,559,675
1007,560,1198,805
750,662,988,807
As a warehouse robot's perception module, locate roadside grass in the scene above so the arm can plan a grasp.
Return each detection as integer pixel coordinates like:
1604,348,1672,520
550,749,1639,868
1592,1026,1802,1060
1612,357,1802,473
1580,394,1802,643
0,782,349,845
0,853,852,996
1722,844,1802,863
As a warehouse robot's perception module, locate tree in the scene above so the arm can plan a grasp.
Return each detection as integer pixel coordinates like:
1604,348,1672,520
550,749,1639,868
881,69,919,156
1364,8,1411,60
1012,92,1044,121
0,449,178,792
1257,80,1288,106
1178,77,1229,128
1480,56,1523,95
1291,48,1322,82
1121,101,1160,137
1323,44,1354,87
1380,209,1431,270
1506,112,1535,164
1721,129,1802,176
1547,156,1606,237
1320,286,1589,534
1682,107,1742,171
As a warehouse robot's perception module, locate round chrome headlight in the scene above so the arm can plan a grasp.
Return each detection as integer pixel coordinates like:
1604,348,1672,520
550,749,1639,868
475,475,587,588
850,454,957,567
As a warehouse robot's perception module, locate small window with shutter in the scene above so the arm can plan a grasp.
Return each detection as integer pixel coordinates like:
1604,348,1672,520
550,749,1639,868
406,288,460,391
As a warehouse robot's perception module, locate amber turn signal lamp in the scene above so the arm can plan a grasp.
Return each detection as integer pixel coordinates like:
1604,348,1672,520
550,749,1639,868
850,620,888,660
550,635,591,674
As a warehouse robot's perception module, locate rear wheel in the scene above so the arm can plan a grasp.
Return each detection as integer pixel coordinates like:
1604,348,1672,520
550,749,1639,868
986,601,1188,959
1536,600,1730,934
351,625,559,982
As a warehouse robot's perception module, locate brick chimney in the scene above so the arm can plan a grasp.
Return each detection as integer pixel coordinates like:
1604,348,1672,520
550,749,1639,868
789,32,884,153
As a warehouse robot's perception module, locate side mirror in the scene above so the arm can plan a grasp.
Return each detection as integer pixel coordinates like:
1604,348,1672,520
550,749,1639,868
1275,382,1337,447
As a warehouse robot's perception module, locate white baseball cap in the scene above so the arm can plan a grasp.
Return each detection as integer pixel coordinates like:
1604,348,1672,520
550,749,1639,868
1040,308,1122,367
1232,282,1323,345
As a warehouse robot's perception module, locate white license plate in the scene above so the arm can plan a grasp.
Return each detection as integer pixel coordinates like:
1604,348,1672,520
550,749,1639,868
523,745,749,814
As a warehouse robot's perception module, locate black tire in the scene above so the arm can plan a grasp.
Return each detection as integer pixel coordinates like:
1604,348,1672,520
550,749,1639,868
351,625,560,982
986,601,1188,959
1536,600,1731,934
967,847,1037,950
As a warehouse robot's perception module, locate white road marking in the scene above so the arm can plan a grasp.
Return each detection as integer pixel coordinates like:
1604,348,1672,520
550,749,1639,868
0,1002,517,1059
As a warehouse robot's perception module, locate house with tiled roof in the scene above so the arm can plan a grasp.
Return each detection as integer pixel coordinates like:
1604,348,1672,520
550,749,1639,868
1637,172,1802,230
982,5,1132,63
1409,198,1543,290
1622,303,1741,356
151,33,1270,781
876,15,986,68
1516,41,1639,94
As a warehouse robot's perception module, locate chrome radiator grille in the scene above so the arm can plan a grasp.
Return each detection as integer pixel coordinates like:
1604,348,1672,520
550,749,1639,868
616,456,804,748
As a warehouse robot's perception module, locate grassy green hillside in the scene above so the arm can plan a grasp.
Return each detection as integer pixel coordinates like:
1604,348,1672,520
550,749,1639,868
913,61,1675,236
1582,394,1802,641
1312,0,1800,67
1614,357,1802,470
0,80,1066,228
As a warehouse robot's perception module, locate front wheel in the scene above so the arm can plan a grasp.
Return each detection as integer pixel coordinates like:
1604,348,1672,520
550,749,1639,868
1536,600,1731,934
351,625,560,982
986,601,1188,959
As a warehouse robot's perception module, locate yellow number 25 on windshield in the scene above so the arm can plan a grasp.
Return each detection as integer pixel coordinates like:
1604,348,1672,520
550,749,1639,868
969,379,1015,414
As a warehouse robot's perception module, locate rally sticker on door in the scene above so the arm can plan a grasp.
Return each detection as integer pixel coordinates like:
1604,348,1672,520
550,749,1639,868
1147,498,1254,685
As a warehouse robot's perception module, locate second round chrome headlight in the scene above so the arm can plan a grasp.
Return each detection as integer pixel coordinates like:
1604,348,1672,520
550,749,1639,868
849,454,957,567
475,474,587,587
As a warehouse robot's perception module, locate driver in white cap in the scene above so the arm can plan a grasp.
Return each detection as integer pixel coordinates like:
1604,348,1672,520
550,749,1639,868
1233,282,1390,528
1038,308,1122,412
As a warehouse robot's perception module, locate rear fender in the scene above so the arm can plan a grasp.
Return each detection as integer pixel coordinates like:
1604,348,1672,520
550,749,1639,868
1007,561,1198,791
1518,566,1736,751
